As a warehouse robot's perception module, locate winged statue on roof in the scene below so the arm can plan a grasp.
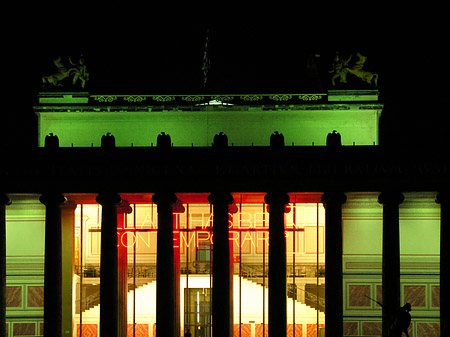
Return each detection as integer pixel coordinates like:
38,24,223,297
329,52,378,87
42,55,89,89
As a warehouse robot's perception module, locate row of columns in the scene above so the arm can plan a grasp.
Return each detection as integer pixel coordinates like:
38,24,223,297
0,191,448,336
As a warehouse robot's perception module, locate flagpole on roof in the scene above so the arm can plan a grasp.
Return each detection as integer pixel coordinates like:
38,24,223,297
202,28,210,88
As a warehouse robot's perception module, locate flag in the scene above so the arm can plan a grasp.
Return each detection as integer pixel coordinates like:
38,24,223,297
202,29,210,88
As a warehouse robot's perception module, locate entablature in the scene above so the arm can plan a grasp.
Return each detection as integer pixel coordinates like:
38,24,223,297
36,90,380,108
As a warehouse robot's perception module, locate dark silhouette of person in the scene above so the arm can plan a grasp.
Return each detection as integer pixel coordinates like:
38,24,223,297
388,303,412,337
184,329,192,337
364,296,412,337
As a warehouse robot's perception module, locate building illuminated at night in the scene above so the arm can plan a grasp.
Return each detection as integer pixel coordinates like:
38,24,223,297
1,89,447,337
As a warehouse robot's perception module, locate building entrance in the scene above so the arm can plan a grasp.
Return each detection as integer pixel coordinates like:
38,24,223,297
72,194,326,336
184,288,211,337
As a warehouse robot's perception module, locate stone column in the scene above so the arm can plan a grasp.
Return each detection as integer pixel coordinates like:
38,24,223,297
378,192,404,337
0,194,11,337
40,192,67,337
173,201,185,337
96,192,122,337
321,192,346,337
436,192,448,334
264,191,290,337
61,201,77,337
117,201,132,337
152,192,178,337
208,191,234,337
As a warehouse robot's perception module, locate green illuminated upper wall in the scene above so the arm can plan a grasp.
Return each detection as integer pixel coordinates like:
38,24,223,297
6,194,45,261
35,91,382,147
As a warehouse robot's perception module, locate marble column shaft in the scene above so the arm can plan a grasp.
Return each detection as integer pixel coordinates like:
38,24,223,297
209,192,234,337
96,192,122,337
40,192,67,337
265,192,290,337
378,192,404,337
152,192,178,337
321,192,346,337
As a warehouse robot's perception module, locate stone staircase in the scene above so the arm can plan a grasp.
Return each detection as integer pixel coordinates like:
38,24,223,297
79,274,323,326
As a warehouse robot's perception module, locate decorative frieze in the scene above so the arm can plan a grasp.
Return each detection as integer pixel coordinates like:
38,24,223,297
39,90,379,107
89,93,331,105
93,95,117,103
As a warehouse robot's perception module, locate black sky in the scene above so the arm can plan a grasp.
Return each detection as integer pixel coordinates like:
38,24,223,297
3,9,448,149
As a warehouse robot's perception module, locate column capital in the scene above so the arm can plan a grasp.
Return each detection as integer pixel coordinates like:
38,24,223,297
152,191,178,206
39,193,67,206
321,192,347,206
436,191,450,204
264,191,290,206
208,191,234,206
378,191,404,205
96,192,122,206
265,192,290,214
0,194,11,206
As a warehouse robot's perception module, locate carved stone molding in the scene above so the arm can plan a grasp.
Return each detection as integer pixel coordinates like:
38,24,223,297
321,192,347,206
208,191,234,206
378,191,404,205
39,193,67,206
95,192,122,206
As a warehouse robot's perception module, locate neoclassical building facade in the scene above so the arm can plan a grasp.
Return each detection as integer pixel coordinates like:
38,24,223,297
1,90,447,337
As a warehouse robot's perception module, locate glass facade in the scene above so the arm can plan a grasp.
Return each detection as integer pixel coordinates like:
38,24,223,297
70,193,325,337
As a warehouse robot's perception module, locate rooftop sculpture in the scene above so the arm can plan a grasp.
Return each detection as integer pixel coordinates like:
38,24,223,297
329,52,378,87
42,55,89,89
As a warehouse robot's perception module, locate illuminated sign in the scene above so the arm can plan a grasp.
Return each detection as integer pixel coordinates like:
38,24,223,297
115,229,305,250
88,210,318,254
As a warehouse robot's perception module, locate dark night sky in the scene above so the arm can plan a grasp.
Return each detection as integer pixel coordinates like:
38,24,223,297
2,9,448,149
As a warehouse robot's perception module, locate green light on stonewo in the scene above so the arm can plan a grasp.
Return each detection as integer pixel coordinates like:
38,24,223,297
36,92,381,147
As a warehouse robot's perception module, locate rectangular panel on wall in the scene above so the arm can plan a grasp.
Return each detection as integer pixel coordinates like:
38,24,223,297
376,284,382,306
404,285,426,307
77,324,98,337
127,323,149,337
431,285,440,308
343,321,358,336
348,285,371,307
12,322,35,336
417,322,440,337
287,323,302,337
361,321,382,336
6,286,22,308
27,286,44,307
254,324,268,337
306,323,324,337
233,324,251,337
